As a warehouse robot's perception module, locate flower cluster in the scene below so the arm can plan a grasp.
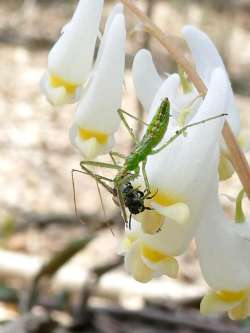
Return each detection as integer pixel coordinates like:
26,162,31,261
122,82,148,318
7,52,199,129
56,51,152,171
41,0,126,159
41,1,250,321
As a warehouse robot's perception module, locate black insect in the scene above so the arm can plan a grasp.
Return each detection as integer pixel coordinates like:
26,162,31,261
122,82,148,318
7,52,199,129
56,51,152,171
119,182,154,228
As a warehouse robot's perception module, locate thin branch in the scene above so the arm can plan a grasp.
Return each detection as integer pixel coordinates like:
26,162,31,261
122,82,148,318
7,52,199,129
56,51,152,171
120,0,250,199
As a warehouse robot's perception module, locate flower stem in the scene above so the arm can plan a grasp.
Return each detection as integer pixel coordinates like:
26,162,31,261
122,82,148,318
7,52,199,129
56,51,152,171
120,0,250,199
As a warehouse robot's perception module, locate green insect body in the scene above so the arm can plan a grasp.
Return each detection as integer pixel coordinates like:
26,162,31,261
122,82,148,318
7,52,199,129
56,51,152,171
116,98,170,184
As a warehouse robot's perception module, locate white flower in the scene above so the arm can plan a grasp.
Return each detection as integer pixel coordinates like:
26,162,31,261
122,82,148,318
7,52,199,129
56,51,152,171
70,13,126,159
196,186,250,319
182,25,250,180
118,222,178,283
132,48,200,124
132,49,163,113
133,27,249,181
119,68,229,283
40,0,103,106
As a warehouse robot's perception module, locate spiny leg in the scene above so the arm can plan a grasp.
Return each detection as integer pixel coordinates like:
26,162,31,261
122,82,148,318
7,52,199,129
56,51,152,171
141,159,151,196
80,160,129,226
118,108,149,127
72,168,115,235
81,160,122,170
118,108,138,144
79,162,115,195
71,168,113,217
152,113,227,154
109,151,126,169
117,187,128,226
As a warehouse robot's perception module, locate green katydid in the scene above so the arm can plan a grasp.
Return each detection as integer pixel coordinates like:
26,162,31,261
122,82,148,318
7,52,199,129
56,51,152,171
73,98,226,227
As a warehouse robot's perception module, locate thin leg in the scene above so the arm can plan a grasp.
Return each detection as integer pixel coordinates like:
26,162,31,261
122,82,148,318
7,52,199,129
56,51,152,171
118,108,149,126
81,160,121,170
79,162,115,195
142,159,151,195
117,109,139,144
129,214,132,230
117,187,128,226
152,113,227,154
110,151,126,160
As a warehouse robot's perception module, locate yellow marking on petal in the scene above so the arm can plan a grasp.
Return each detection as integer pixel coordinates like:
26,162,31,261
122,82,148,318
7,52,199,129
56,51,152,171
139,210,164,234
219,153,234,180
78,127,108,145
177,108,190,127
50,74,78,95
178,65,193,93
141,244,168,263
123,235,137,249
237,132,250,152
216,290,245,303
152,190,180,207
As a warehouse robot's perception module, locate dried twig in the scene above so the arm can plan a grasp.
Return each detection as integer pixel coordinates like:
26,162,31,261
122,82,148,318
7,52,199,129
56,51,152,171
25,236,93,311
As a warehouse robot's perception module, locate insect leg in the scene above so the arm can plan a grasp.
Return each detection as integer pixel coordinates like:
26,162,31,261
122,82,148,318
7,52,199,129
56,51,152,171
110,151,126,161
117,109,140,144
118,109,149,126
79,162,115,195
142,159,151,196
151,113,227,154
117,187,128,226
81,160,122,170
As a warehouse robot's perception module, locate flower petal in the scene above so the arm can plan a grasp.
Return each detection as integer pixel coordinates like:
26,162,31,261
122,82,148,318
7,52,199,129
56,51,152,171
132,49,162,112
95,3,124,66
49,0,103,84
200,291,241,315
124,241,153,283
75,14,126,134
151,202,190,224
182,25,240,138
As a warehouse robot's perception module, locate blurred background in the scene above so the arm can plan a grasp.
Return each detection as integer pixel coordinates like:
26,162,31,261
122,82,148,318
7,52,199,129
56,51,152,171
0,0,249,332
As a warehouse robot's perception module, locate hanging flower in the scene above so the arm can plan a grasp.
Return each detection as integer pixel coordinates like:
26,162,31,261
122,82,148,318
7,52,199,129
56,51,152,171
118,221,178,283
70,13,126,159
132,49,163,113
40,0,104,106
182,25,250,180
196,185,250,320
119,67,229,282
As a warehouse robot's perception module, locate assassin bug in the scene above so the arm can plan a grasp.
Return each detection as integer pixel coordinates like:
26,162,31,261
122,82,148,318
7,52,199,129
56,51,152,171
73,98,226,227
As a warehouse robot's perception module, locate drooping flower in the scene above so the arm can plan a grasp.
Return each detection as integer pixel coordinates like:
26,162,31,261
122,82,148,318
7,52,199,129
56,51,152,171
70,13,126,159
182,25,250,180
40,0,104,106
132,49,163,113
196,185,250,319
119,67,229,282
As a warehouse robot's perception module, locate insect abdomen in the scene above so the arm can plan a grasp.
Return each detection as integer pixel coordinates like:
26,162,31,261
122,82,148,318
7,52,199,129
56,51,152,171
125,98,170,172
145,98,170,147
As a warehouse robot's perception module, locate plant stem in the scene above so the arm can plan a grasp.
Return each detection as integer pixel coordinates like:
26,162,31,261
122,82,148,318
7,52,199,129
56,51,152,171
121,0,250,199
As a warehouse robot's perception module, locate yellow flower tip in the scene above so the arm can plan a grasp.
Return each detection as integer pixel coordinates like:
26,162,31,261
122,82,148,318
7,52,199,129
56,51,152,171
229,299,250,320
50,74,78,95
152,191,180,206
177,107,190,127
139,210,164,234
128,246,154,283
238,132,250,152
151,202,190,225
216,290,245,303
141,244,179,279
200,290,247,317
164,257,178,278
123,235,137,250
218,153,235,180
141,244,167,263
78,127,109,145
